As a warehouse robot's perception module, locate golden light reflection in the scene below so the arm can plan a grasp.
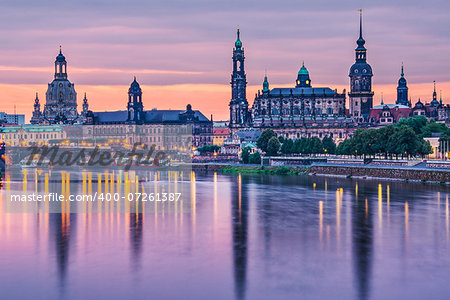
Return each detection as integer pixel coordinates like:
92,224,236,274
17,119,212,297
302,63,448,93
378,184,382,229
191,171,196,236
355,183,358,199
336,189,341,247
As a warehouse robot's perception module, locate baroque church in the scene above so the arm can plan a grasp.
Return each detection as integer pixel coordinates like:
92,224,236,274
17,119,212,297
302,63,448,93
228,13,449,139
31,48,89,124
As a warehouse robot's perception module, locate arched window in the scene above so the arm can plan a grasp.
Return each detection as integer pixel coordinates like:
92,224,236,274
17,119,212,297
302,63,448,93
293,108,300,115
272,108,279,115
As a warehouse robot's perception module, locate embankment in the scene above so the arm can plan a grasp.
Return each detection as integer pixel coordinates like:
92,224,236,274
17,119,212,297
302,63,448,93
190,163,450,183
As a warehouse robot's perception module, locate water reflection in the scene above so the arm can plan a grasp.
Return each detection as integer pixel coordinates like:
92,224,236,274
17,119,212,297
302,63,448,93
352,183,374,300
231,173,248,300
0,171,450,299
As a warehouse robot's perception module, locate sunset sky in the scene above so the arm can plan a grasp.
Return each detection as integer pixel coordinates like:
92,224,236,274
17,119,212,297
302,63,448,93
0,0,449,122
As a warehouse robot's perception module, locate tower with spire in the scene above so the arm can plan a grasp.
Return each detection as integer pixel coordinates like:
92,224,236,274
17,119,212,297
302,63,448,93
348,10,374,122
431,81,439,107
229,28,251,131
30,93,43,124
127,76,144,123
396,64,409,106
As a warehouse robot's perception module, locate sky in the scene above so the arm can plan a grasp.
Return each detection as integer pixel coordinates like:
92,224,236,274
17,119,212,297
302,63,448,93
0,0,449,122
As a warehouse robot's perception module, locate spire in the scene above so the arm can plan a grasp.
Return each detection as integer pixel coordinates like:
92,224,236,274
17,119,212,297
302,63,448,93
235,27,242,49
401,62,404,78
440,90,443,105
357,9,365,47
59,45,62,54
263,73,269,93
433,81,437,101
381,92,384,105
359,9,363,39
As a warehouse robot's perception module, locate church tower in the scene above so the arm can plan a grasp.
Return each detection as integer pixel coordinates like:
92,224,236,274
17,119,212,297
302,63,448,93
127,77,144,123
229,28,250,130
396,64,409,106
349,11,374,122
30,93,43,124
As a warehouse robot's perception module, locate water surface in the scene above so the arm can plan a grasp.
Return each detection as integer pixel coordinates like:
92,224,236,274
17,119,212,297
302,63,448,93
0,171,449,300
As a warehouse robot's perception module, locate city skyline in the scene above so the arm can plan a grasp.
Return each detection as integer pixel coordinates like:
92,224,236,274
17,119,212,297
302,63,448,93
0,1,449,121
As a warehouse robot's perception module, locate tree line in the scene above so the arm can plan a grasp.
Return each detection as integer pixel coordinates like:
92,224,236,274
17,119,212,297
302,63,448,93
254,116,440,158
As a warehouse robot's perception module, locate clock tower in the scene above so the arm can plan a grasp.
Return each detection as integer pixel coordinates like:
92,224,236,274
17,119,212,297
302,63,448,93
349,11,374,123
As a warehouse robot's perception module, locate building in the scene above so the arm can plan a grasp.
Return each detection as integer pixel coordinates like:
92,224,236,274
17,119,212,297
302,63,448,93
0,112,25,125
1,125,67,146
229,29,251,131
213,128,230,146
30,48,89,124
348,12,374,122
227,12,447,140
84,78,213,147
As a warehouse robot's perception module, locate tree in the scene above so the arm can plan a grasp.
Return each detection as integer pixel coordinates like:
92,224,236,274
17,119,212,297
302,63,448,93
281,138,294,154
310,137,323,154
241,146,250,163
396,116,427,135
257,129,276,152
249,152,261,164
322,136,336,154
418,139,432,157
266,136,281,156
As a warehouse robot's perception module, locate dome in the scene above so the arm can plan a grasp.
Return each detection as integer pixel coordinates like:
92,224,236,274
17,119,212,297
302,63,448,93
128,77,142,94
398,77,407,86
56,48,66,62
298,64,309,76
349,62,373,76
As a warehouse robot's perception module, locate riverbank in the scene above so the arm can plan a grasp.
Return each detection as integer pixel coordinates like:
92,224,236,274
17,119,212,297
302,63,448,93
190,163,450,184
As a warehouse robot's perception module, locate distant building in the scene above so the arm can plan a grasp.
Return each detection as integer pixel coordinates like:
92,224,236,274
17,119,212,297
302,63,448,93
213,128,230,146
0,112,25,125
30,48,89,124
84,78,213,147
1,125,67,146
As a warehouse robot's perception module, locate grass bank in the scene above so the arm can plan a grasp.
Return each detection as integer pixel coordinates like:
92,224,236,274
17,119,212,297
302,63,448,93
221,165,310,175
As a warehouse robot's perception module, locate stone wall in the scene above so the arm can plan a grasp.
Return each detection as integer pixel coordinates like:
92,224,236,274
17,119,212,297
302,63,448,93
310,165,450,182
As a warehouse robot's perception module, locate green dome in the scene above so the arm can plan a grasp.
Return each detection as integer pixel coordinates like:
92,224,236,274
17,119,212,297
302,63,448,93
298,62,309,76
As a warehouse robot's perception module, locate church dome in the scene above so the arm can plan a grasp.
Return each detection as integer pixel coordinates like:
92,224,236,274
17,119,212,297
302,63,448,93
298,64,309,76
56,48,66,62
129,77,142,94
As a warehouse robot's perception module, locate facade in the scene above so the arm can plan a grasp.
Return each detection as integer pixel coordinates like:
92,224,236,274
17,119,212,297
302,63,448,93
85,78,213,147
30,48,88,124
1,125,67,146
213,128,230,146
227,13,447,140
0,112,25,125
